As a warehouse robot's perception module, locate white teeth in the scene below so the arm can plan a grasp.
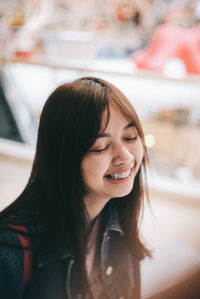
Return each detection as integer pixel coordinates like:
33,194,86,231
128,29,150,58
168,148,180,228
109,170,131,180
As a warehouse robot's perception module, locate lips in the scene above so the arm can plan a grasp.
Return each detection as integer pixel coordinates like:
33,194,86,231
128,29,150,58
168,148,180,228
104,164,135,182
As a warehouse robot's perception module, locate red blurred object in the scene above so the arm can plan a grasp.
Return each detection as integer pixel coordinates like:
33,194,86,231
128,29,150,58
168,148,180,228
15,51,32,59
130,23,200,74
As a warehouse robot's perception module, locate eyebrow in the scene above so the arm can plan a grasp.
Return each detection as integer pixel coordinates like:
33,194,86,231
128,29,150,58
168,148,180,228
97,122,135,138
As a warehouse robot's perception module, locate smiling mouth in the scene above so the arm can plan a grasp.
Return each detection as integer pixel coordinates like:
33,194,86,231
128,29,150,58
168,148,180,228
105,169,132,181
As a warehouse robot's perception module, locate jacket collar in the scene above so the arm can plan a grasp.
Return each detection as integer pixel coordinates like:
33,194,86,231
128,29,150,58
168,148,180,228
104,200,123,236
37,200,123,267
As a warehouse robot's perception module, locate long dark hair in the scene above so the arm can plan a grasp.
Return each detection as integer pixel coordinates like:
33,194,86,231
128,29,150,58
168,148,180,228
0,77,150,290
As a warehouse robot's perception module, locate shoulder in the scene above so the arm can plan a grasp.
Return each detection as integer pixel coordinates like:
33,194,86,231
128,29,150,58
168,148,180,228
0,229,24,273
0,230,25,298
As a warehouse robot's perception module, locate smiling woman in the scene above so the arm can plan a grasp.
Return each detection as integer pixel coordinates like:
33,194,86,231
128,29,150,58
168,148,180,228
0,77,150,299
81,105,144,221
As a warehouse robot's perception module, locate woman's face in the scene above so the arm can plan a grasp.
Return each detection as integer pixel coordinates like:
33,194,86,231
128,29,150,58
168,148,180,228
81,105,144,211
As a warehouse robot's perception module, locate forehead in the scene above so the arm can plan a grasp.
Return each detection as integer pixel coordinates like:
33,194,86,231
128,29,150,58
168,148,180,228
101,104,134,131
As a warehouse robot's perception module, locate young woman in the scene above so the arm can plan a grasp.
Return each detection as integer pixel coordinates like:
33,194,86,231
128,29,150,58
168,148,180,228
0,77,150,299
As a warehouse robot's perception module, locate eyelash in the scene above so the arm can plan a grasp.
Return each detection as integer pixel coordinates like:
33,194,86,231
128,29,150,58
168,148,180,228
90,136,137,153
90,144,111,153
124,136,137,141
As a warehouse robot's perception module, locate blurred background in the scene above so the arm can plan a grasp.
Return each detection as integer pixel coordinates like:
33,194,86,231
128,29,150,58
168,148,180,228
0,0,200,297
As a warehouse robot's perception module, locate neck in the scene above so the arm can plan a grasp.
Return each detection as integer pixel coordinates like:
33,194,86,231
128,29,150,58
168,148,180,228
83,195,110,221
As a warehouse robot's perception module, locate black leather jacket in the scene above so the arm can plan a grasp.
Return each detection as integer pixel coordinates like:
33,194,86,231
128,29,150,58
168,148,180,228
0,203,141,299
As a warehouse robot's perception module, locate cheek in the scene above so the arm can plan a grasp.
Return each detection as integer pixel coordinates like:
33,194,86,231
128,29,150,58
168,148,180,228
81,158,91,182
134,140,144,164
81,155,108,181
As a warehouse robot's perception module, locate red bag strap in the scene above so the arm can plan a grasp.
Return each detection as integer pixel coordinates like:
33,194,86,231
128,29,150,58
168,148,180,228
11,225,32,285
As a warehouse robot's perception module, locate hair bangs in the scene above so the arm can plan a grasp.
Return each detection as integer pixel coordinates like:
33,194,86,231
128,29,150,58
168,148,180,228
108,87,145,143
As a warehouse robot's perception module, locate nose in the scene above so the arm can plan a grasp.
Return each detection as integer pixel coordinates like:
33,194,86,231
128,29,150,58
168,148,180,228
112,143,134,166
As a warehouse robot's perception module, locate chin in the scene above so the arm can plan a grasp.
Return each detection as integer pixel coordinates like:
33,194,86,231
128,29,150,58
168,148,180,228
110,184,134,199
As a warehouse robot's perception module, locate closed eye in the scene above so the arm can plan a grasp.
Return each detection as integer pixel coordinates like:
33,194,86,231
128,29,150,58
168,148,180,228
89,144,111,153
124,136,137,141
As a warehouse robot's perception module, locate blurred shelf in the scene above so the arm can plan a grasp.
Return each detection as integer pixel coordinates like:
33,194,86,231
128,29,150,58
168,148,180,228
149,171,200,205
1,55,200,84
